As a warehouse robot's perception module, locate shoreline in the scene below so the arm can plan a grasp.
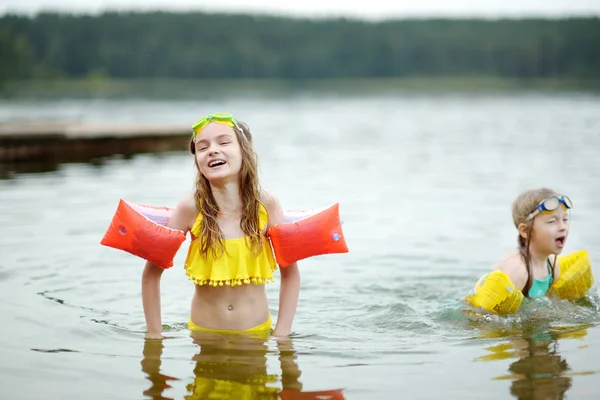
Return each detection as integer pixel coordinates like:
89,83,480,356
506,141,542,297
2,77,600,98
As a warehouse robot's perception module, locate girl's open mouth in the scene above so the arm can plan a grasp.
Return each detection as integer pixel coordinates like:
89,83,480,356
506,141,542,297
208,159,226,168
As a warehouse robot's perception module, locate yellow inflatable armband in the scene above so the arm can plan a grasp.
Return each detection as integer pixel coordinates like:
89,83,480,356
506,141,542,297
466,270,524,314
552,250,594,300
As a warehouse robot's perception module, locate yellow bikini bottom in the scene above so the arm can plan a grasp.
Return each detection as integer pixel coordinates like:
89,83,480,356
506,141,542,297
188,315,273,337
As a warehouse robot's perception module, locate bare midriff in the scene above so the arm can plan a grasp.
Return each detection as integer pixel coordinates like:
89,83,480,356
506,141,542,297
190,283,270,330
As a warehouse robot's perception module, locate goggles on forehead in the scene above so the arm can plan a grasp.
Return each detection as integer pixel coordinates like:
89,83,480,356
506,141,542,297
526,195,573,221
191,113,247,140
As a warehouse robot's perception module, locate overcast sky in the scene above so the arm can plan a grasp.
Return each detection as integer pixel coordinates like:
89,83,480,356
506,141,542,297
2,0,600,19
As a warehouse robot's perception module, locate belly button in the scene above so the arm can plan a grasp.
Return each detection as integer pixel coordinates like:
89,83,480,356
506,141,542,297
227,305,233,311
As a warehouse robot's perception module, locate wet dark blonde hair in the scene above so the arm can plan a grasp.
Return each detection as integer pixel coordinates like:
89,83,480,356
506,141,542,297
189,120,263,258
512,187,559,297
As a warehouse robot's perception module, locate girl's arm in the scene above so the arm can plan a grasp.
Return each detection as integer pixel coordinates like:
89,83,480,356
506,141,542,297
261,190,300,337
274,262,300,337
142,261,165,339
142,193,196,339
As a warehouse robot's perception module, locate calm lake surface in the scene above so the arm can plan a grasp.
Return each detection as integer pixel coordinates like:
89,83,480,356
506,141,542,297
1,88,600,399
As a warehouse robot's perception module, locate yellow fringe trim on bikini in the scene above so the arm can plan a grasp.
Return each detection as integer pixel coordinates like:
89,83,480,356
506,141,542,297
186,274,276,287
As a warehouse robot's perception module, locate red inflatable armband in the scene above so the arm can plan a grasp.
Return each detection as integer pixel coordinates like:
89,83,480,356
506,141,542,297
267,203,348,267
100,199,186,269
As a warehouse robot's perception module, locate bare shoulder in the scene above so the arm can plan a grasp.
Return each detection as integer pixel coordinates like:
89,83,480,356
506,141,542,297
259,188,280,208
492,250,528,290
168,192,198,232
259,188,285,226
176,192,197,213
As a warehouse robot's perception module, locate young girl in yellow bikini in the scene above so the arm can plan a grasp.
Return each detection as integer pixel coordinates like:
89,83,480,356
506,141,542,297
142,113,300,339
493,187,572,299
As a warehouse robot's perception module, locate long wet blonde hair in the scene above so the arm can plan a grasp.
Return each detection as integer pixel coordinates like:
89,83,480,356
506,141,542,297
189,120,263,258
511,187,558,297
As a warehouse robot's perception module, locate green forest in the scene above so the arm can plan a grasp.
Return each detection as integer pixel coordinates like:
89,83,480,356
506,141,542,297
1,12,599,83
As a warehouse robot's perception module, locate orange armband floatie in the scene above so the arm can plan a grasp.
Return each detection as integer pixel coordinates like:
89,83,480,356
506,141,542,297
101,199,348,269
100,199,186,269
267,203,348,267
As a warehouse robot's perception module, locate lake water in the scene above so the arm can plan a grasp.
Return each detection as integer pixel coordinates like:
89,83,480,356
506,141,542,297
1,89,600,399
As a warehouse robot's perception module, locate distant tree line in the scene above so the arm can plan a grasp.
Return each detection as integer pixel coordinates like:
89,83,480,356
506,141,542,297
1,12,599,82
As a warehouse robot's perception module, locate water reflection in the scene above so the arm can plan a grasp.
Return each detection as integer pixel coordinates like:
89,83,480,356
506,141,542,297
478,325,594,400
141,333,345,400
0,160,62,180
0,153,156,180
505,332,572,400
141,340,179,400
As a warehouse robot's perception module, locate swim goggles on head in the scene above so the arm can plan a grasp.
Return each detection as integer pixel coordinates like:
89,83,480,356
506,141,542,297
191,113,246,140
526,195,573,221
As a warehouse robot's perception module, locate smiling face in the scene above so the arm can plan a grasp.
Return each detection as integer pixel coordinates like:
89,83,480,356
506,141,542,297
189,118,263,257
529,205,570,256
193,122,243,184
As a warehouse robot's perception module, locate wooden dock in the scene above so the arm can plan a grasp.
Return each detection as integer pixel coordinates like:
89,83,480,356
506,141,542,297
0,122,191,163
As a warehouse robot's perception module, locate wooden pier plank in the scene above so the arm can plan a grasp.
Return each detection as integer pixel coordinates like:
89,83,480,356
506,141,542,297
0,122,192,162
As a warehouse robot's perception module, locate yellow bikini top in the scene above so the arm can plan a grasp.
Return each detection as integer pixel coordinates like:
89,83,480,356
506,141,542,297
184,204,277,287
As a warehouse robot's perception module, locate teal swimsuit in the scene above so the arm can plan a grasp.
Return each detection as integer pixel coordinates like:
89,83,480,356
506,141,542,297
528,259,554,298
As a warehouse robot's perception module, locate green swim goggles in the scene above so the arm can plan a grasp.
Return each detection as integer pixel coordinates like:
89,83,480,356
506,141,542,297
526,195,573,221
191,113,246,140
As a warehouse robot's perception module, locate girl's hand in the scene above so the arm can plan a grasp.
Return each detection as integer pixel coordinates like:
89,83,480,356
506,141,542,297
145,331,164,340
272,327,290,338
